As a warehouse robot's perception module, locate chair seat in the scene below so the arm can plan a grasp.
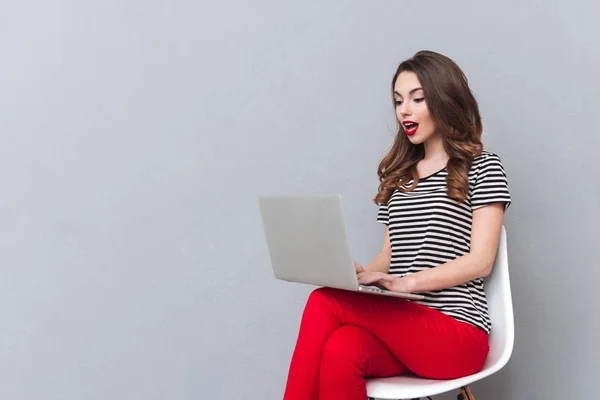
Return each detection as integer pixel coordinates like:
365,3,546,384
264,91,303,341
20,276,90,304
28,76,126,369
366,366,495,399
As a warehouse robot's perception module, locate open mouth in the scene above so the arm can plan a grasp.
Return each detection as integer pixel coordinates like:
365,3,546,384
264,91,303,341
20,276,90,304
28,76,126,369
403,121,419,136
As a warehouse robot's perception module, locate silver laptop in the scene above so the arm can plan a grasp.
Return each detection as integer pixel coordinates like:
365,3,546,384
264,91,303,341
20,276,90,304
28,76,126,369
258,195,424,300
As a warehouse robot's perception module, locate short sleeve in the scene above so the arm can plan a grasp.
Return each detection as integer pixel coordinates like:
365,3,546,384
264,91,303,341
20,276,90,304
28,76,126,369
377,203,390,225
471,153,512,211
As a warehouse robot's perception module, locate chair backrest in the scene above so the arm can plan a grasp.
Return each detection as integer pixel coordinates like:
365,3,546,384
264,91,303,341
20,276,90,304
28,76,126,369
481,226,514,370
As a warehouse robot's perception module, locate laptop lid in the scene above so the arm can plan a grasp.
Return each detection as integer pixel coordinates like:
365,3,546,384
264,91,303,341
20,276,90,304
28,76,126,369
258,195,359,291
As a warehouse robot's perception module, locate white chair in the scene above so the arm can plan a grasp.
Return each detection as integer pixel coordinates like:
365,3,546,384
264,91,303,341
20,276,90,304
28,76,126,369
366,226,514,400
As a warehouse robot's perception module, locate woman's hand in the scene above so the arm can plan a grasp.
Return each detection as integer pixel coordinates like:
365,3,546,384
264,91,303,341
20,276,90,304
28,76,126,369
354,261,415,293
354,261,384,287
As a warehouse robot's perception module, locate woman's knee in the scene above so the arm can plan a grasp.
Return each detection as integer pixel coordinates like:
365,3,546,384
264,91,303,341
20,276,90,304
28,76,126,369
321,326,371,367
307,287,337,305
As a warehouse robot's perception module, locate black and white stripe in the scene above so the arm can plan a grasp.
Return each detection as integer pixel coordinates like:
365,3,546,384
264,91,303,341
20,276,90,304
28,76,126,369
377,151,511,333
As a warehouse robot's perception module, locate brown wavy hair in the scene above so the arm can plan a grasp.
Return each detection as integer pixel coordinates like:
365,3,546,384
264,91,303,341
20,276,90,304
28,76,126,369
374,50,483,206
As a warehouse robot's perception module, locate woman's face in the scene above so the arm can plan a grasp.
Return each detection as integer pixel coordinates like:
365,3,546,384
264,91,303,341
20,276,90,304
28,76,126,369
393,71,438,145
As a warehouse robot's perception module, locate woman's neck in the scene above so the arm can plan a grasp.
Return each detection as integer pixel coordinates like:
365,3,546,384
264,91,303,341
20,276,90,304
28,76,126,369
422,134,448,161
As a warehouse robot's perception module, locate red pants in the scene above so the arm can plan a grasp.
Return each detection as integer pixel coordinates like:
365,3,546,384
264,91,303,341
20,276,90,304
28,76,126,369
283,288,489,400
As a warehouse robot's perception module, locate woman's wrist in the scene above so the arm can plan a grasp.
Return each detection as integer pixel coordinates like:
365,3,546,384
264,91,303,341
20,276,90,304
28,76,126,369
394,274,417,293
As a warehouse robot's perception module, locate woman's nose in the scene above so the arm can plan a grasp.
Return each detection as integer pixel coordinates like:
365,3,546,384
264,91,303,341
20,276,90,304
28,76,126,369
399,104,412,117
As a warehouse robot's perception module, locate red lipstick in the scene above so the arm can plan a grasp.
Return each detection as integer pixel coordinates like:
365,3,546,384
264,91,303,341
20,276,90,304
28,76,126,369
403,120,419,136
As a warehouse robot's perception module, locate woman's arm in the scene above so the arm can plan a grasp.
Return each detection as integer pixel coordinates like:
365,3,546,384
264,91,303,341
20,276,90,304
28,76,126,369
355,226,391,281
364,226,392,273
369,203,505,293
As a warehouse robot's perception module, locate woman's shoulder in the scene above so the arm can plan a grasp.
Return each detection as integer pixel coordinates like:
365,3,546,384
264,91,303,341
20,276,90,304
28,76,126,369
471,150,505,169
473,150,502,162
468,151,508,181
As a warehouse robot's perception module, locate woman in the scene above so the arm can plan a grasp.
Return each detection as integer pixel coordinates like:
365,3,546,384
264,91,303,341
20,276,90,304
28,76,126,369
283,50,511,400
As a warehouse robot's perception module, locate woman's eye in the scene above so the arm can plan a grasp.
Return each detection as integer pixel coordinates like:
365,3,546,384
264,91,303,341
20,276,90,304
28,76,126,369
394,100,403,106
414,98,425,103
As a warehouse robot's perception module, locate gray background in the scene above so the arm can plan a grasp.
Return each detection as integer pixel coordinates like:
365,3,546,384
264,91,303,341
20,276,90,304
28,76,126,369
1,1,598,399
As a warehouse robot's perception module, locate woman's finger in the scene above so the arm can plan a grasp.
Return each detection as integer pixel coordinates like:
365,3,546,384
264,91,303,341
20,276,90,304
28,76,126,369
354,261,364,274
358,272,374,285
357,272,368,284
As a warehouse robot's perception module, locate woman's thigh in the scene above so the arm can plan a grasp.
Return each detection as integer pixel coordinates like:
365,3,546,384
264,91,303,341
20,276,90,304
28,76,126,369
313,287,489,379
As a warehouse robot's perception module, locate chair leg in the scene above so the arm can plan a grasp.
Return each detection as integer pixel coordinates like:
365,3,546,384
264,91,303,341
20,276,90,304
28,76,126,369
457,386,475,400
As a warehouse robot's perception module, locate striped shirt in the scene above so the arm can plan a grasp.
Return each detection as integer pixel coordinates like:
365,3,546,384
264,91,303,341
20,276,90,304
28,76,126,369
377,151,511,333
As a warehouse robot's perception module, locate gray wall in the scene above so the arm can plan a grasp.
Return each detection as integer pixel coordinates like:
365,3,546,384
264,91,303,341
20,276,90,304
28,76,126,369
1,1,598,399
